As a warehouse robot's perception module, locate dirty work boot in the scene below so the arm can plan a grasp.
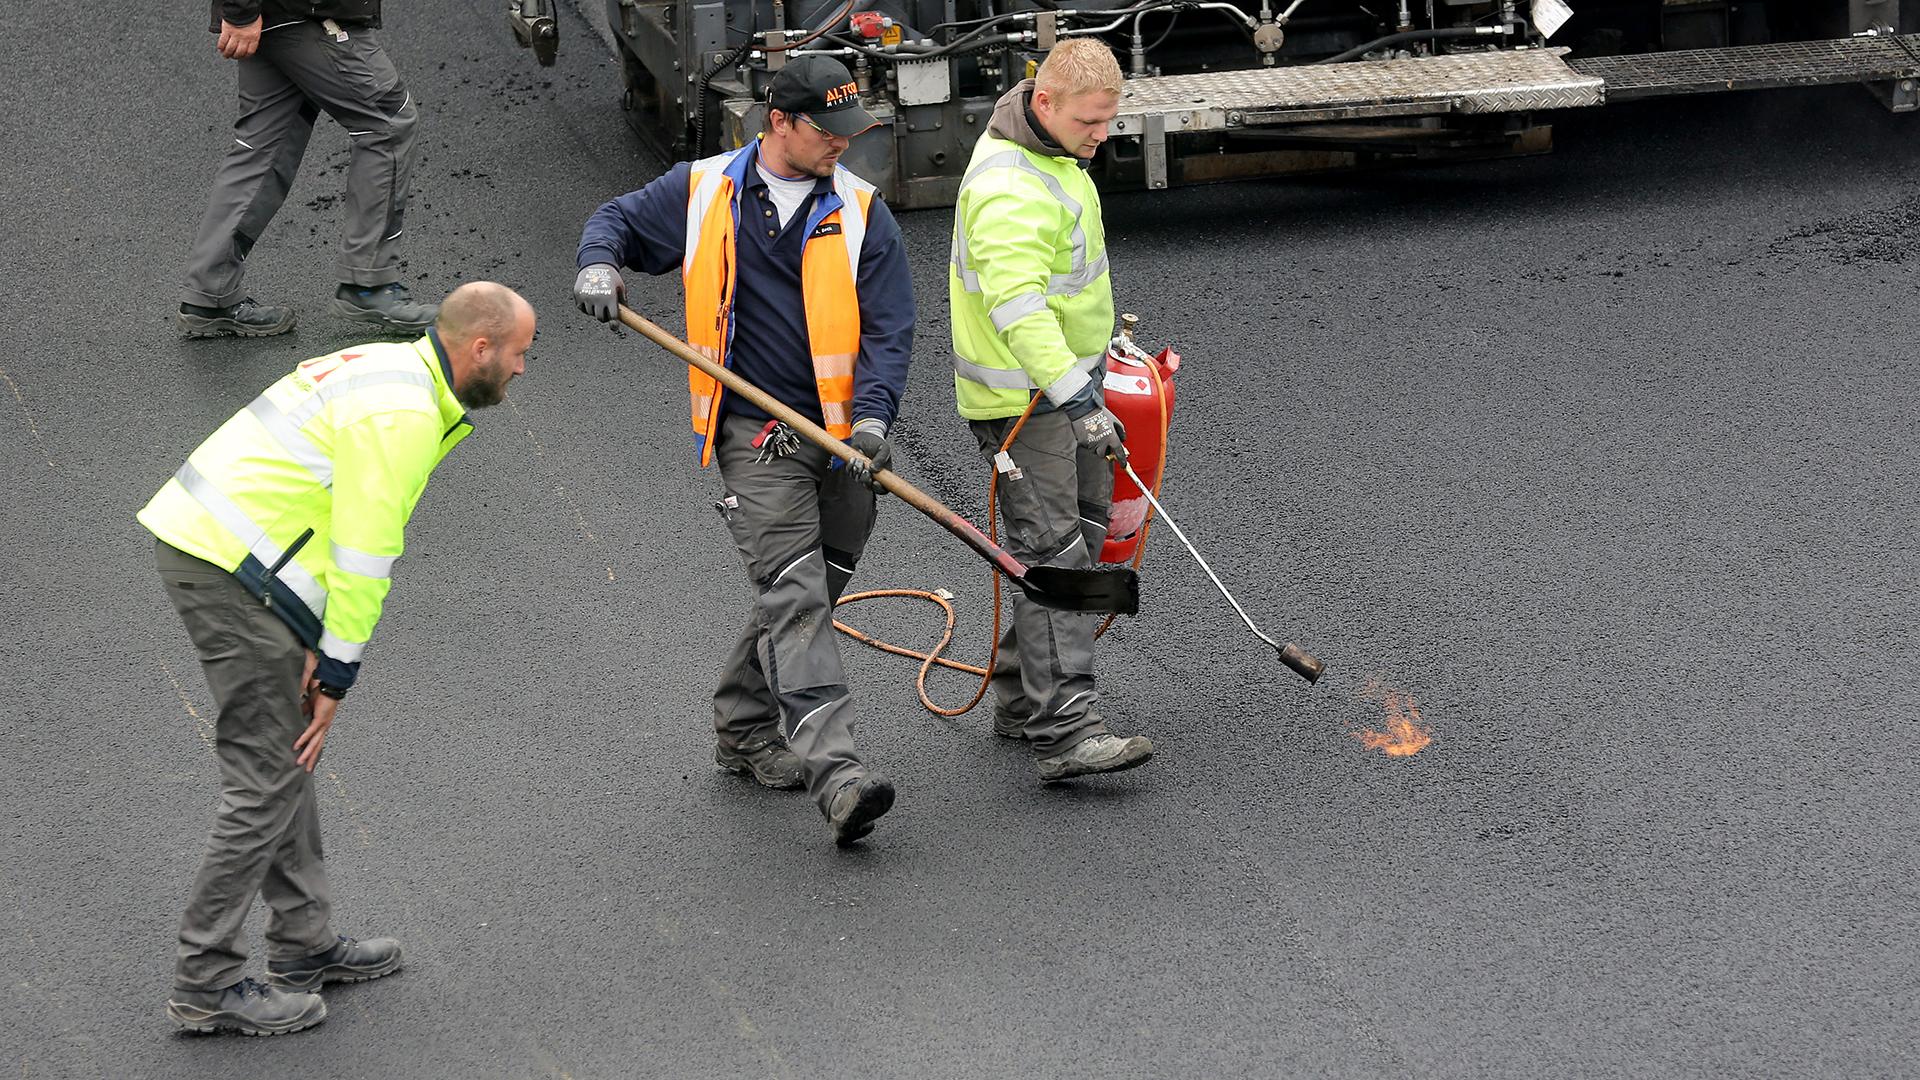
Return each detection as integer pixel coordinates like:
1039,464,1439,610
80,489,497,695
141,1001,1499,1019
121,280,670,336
992,705,1028,741
332,283,437,334
1036,733,1154,782
715,739,805,790
265,935,403,992
177,298,295,338
166,977,326,1036
827,774,896,847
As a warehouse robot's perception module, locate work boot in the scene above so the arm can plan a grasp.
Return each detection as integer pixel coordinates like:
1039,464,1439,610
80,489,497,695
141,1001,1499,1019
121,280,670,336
177,298,295,338
264,935,403,992
166,977,326,1036
331,283,437,334
715,739,805,790
1036,732,1154,782
992,705,1028,741
827,774,896,847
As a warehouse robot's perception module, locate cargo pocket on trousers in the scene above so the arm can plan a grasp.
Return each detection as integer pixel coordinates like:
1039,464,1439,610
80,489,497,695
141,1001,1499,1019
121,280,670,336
162,570,245,662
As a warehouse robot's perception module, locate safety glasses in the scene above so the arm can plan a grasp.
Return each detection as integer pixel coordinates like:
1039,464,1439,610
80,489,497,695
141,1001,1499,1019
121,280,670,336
795,113,840,139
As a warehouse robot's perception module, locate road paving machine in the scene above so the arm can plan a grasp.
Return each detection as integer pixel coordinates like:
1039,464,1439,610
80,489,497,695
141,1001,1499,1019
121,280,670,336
511,0,1920,208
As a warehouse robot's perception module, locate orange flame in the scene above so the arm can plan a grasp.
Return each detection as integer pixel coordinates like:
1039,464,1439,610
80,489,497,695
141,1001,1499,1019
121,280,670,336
1351,678,1432,757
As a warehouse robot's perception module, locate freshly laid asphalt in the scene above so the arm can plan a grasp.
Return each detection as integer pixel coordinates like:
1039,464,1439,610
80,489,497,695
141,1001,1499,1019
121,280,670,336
2,5,1915,1078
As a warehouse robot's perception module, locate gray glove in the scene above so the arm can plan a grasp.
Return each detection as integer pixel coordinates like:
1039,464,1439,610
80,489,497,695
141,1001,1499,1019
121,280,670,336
1071,407,1128,464
572,263,624,322
846,423,893,491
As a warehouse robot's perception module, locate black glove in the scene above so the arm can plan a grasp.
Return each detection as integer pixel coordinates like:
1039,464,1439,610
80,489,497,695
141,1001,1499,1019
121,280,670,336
572,263,624,322
1070,406,1128,464
846,424,893,491
1057,374,1128,464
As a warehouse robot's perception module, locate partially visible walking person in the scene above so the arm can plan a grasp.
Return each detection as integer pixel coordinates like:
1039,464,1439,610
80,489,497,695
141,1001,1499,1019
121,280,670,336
178,0,437,338
143,282,533,1034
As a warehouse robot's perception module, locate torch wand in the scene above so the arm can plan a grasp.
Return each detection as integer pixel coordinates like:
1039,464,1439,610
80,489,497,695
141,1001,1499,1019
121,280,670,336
1117,458,1324,683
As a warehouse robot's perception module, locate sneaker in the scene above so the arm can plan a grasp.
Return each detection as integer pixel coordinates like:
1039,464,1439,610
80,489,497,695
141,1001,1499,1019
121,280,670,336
166,977,326,1036
715,739,805,790
1035,732,1154,782
827,774,895,847
177,299,295,338
331,283,437,333
264,935,403,992
992,705,1028,740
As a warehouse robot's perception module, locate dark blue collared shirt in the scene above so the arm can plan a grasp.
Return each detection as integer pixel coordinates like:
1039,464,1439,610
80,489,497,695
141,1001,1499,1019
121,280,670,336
577,144,915,436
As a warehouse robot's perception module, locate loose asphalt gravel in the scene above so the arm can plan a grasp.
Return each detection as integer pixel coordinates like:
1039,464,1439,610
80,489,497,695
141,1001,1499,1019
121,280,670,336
1,5,1915,1078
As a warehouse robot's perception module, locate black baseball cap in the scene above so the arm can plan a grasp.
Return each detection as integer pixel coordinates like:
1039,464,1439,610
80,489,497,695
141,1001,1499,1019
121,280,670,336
768,56,879,138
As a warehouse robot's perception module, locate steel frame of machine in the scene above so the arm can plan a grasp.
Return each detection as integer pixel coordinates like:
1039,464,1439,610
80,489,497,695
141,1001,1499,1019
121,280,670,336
503,0,1920,208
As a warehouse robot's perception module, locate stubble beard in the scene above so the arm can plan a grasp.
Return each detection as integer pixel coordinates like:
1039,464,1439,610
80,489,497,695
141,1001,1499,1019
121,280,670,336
457,369,509,410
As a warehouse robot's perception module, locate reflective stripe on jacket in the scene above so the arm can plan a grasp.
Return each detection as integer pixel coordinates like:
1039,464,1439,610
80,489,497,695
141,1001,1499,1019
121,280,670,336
683,145,875,466
137,333,470,688
949,134,1114,421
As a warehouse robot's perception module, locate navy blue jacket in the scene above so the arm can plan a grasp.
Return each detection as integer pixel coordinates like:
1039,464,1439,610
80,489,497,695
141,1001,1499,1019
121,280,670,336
577,144,915,436
211,1,380,30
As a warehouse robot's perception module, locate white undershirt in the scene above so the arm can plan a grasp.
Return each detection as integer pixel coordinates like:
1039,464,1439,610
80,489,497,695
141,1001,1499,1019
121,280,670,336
756,163,816,230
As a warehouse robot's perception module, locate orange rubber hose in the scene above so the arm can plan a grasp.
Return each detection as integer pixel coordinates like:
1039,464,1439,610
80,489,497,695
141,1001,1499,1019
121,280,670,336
832,347,1172,717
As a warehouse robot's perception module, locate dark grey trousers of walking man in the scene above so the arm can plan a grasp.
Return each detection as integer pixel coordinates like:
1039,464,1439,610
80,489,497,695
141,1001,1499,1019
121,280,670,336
178,9,437,338
710,413,890,840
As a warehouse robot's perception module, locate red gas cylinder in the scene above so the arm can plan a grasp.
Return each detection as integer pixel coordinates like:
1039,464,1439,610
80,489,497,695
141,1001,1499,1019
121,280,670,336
1099,331,1179,565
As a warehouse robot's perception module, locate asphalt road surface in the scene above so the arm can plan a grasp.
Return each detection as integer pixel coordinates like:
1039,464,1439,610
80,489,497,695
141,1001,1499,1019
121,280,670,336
2,5,1915,1078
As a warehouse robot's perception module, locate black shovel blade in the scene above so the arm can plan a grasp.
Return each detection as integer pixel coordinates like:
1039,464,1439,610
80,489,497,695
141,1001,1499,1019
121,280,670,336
1016,564,1140,615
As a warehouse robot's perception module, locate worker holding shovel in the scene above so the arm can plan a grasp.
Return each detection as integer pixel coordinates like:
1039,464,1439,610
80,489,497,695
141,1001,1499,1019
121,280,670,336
573,56,914,846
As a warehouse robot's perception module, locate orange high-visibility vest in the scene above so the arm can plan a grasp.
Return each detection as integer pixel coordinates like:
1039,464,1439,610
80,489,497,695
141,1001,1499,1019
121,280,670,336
682,145,876,466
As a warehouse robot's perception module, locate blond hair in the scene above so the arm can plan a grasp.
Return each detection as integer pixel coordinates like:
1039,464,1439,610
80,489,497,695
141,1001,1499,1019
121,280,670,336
1035,38,1123,100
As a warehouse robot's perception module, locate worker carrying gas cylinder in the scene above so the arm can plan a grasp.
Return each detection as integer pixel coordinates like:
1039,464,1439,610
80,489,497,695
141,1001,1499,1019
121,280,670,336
949,39,1155,781
571,56,916,846
140,282,534,1035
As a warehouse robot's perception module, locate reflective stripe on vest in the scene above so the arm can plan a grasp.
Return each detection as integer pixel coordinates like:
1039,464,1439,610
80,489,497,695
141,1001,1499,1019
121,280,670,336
682,146,874,466
319,628,367,663
246,369,437,486
950,150,1109,303
330,540,397,580
951,350,1106,391
175,460,330,617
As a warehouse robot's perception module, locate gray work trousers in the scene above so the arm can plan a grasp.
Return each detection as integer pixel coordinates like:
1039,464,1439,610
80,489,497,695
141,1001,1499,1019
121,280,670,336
182,19,419,307
969,408,1113,756
157,541,335,992
711,413,876,814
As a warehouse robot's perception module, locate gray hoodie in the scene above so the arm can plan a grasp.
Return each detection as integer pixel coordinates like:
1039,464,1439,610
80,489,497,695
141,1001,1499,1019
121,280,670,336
988,79,1070,159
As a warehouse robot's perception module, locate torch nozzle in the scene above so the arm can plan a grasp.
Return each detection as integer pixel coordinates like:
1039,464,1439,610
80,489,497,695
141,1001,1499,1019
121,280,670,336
1279,643,1324,683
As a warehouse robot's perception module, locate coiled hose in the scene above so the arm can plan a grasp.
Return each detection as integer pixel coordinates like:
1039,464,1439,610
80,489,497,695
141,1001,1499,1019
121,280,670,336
832,351,1172,716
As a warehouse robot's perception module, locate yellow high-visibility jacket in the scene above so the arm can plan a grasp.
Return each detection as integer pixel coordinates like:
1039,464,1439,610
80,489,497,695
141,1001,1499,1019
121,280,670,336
138,332,471,690
949,123,1113,420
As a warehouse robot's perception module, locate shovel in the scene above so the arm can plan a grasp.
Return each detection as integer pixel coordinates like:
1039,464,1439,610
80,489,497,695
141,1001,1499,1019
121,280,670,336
616,305,1139,616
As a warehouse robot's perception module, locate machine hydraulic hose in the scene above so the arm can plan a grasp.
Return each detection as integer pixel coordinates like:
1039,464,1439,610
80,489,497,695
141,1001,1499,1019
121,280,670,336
1314,22,1516,64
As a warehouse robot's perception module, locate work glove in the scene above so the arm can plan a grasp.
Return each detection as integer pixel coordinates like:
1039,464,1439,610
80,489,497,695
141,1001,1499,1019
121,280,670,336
1070,406,1129,465
846,422,893,491
572,263,624,322
1059,380,1128,464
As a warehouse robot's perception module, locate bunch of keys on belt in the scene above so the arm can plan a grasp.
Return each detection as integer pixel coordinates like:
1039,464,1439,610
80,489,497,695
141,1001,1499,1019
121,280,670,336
751,419,800,463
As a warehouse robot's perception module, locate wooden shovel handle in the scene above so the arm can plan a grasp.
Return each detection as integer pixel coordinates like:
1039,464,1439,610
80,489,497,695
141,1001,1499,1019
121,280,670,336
615,305,1029,578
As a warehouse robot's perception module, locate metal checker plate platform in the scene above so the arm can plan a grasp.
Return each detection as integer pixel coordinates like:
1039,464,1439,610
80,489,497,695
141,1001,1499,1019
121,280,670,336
1111,48,1603,136
1567,34,1920,100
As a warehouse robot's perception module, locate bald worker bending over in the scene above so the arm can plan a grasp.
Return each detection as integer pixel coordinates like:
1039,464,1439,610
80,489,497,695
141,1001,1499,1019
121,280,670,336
140,282,533,1036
